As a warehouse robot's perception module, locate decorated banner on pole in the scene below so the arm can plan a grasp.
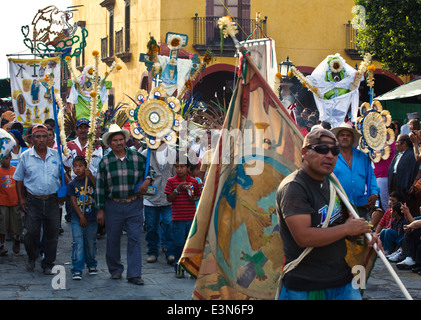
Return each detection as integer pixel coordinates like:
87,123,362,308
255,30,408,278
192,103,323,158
8,56,61,128
177,15,412,301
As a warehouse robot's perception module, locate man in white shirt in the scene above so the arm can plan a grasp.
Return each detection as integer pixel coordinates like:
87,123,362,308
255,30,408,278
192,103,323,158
14,124,62,275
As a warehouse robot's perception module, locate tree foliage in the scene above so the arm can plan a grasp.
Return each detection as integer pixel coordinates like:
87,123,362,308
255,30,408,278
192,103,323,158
354,0,421,75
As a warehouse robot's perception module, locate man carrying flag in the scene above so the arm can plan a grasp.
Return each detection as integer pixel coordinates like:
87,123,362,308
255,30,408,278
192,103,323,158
276,128,382,300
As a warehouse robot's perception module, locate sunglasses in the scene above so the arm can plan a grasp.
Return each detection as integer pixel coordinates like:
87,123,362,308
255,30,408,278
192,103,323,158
307,144,340,156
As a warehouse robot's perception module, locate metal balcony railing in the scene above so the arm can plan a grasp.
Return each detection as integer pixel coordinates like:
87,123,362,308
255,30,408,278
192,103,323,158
193,15,267,56
345,21,362,60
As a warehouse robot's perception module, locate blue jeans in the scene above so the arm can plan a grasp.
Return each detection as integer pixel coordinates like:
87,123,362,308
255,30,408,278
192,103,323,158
24,195,60,269
144,205,173,258
279,282,362,300
380,228,404,254
171,220,192,271
71,220,98,274
104,198,144,279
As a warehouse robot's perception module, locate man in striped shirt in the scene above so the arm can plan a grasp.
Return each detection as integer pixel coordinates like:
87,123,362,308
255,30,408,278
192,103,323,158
165,155,201,277
96,124,154,285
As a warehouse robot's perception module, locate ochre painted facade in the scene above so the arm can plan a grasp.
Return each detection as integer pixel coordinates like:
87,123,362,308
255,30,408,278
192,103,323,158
71,0,402,110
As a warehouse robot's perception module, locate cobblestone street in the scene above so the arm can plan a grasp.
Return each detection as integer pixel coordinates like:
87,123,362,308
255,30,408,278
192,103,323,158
0,215,419,301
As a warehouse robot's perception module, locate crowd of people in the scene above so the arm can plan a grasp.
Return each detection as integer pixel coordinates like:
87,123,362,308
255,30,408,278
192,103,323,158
0,112,213,285
1,103,421,298
276,108,421,300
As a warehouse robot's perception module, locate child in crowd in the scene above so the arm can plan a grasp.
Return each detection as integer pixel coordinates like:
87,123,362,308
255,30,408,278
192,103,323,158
165,156,201,278
380,202,407,257
375,191,401,235
0,155,23,255
67,156,98,280
188,163,203,208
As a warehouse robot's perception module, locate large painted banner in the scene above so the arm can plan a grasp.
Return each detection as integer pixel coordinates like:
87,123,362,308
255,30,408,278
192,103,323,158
179,51,376,300
8,56,61,127
180,50,304,300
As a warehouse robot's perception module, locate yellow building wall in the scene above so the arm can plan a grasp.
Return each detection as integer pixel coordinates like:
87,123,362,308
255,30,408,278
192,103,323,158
251,0,361,68
71,0,397,109
72,0,163,108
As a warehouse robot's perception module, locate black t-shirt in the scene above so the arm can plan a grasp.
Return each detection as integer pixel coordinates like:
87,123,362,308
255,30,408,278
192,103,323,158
276,169,353,291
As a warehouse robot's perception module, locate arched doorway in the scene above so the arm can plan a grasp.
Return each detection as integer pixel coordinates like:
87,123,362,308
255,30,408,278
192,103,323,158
192,63,237,109
359,70,403,103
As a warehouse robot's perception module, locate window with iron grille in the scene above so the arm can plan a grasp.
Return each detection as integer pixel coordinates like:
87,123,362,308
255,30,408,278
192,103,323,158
115,0,132,62
115,28,124,54
100,0,116,66
101,36,108,60
125,0,130,52
344,21,362,60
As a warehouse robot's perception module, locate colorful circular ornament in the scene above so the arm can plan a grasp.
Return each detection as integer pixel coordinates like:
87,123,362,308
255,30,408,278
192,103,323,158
125,104,137,122
137,99,174,138
146,135,161,149
167,97,181,113
126,87,184,149
150,87,166,99
362,112,386,151
135,89,148,104
357,101,395,163
130,122,144,139
164,131,178,145
173,114,184,132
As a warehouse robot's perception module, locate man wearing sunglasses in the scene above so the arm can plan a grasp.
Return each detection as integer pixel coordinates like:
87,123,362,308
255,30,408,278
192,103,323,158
277,128,375,300
331,123,380,219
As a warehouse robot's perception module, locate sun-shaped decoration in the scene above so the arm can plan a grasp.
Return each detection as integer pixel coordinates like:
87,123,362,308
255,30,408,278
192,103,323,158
126,88,183,149
356,100,394,163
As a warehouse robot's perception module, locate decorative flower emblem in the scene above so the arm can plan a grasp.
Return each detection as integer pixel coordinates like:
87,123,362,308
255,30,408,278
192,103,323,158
126,88,183,149
167,34,183,51
329,57,344,73
356,101,394,163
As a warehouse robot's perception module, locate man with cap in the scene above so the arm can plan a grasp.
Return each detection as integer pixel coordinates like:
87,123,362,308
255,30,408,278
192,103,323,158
13,124,62,275
276,128,378,300
96,124,155,285
63,118,103,180
331,123,380,218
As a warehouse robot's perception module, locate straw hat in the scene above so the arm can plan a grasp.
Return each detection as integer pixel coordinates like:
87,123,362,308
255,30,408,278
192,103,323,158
102,124,130,148
330,123,361,148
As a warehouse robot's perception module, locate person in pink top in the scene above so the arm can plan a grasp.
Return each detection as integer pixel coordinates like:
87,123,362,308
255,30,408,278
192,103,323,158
373,141,396,211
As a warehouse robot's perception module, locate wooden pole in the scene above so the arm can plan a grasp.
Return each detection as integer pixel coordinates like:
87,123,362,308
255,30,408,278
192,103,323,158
333,184,413,300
